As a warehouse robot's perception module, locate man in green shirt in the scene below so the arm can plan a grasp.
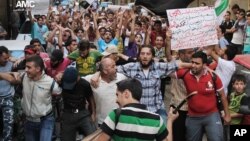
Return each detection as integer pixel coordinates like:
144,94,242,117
68,40,102,76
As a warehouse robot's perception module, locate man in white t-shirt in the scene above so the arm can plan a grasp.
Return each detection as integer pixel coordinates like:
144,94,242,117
206,45,237,96
83,58,126,125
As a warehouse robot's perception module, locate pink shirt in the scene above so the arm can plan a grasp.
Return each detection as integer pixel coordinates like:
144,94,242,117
45,58,71,78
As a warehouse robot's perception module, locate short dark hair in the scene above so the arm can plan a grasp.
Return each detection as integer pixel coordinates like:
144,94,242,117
65,39,77,47
26,55,45,72
232,74,246,84
78,39,90,51
226,11,231,15
225,45,237,60
192,51,207,64
0,46,9,55
231,4,240,10
30,38,41,45
219,25,226,34
51,49,63,62
116,78,142,101
154,20,162,26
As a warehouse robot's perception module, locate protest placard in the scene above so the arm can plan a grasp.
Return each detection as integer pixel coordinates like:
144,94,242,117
167,7,218,50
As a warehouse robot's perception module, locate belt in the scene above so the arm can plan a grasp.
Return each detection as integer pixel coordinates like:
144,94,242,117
63,108,84,113
26,111,53,122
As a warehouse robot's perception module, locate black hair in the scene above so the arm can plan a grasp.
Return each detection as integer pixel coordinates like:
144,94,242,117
78,39,90,51
26,55,44,72
0,46,9,55
65,39,77,47
30,38,41,45
231,74,247,84
116,78,142,101
225,45,237,60
51,49,63,62
192,51,207,64
135,21,142,27
154,20,162,26
226,11,231,15
231,4,240,10
219,25,226,34
238,9,246,16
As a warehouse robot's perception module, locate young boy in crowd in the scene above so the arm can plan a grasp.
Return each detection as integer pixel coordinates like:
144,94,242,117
229,74,247,125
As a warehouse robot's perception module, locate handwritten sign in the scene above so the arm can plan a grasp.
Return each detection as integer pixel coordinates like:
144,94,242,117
167,7,218,50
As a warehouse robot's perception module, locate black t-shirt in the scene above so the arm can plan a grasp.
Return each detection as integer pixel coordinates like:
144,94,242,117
62,78,93,110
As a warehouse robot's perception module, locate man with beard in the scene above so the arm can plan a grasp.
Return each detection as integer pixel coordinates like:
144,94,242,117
84,58,127,126
175,51,231,141
28,9,49,51
68,40,102,76
117,46,190,123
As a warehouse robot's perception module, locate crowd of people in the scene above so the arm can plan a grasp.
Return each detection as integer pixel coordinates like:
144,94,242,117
0,1,250,141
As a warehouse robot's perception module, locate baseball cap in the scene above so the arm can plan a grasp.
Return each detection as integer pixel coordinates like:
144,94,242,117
62,67,78,90
102,45,118,56
24,45,35,54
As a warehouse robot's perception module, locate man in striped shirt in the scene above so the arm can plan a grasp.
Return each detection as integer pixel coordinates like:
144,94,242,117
97,78,178,141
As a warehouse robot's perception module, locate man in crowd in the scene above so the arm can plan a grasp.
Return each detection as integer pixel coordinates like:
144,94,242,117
68,40,102,76
98,78,179,141
0,55,62,141
84,58,127,125
61,67,96,141
0,46,14,141
175,51,231,141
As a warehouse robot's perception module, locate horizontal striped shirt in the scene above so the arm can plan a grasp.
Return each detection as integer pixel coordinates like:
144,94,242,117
101,103,168,141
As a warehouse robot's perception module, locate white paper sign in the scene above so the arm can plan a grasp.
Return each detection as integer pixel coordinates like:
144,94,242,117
167,7,218,50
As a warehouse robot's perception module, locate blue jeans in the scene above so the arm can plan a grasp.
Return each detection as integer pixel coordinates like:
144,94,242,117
156,108,167,125
24,113,55,141
186,112,224,141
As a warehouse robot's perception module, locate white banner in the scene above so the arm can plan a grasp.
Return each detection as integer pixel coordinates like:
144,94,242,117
167,7,218,50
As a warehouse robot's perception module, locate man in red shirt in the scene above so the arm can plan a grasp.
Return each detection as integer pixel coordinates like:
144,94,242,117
175,51,231,141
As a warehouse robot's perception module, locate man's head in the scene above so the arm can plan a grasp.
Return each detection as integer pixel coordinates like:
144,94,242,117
75,28,84,39
154,20,162,32
191,51,207,75
138,46,155,69
224,11,231,21
63,30,71,42
135,21,142,32
155,35,164,48
236,9,246,20
231,4,240,15
135,33,143,46
178,48,194,63
65,39,78,53
50,49,64,68
24,45,36,59
30,39,42,55
217,25,226,38
102,45,119,62
0,46,9,66
223,45,237,60
103,28,114,43
62,67,78,90
116,78,142,107
37,16,44,26
25,55,44,79
232,74,246,94
78,40,90,58
99,58,117,81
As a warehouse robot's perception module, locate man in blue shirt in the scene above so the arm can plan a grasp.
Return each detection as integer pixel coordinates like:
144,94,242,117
0,46,14,141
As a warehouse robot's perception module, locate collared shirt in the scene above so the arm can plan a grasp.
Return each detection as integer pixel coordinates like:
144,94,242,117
117,61,178,113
